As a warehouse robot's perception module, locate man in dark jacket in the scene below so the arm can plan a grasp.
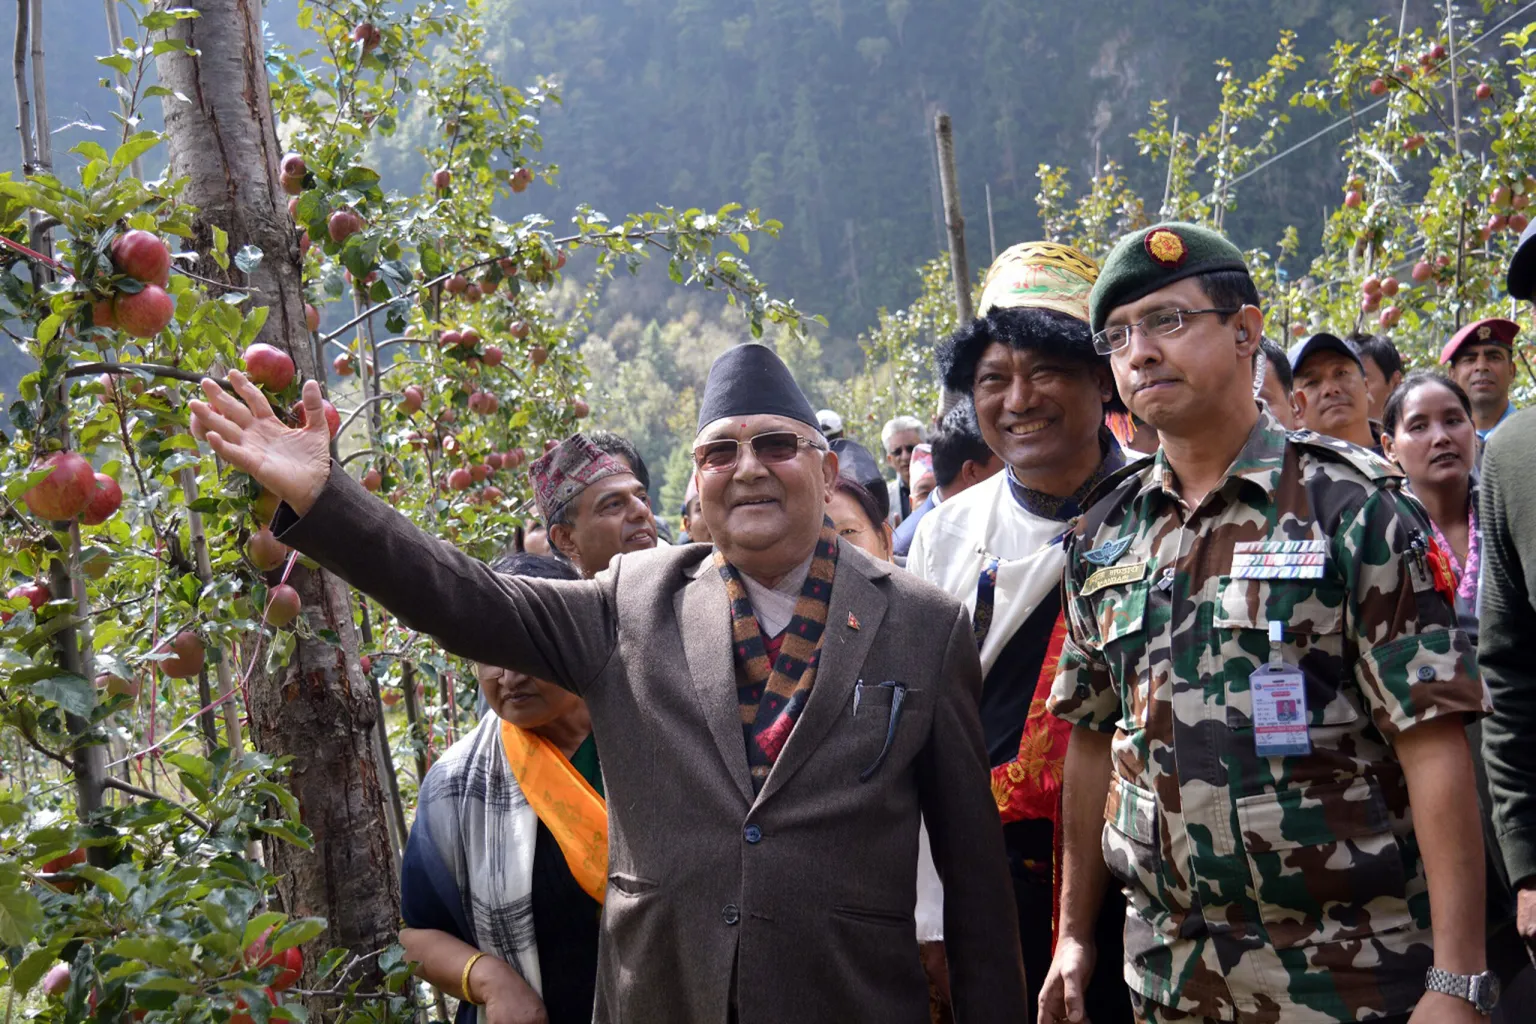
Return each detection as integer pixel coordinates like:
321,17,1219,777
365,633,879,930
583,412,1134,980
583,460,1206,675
1481,215,1536,997
188,345,1027,1024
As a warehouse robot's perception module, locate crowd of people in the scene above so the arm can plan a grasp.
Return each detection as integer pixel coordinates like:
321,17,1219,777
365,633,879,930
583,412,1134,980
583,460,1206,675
185,214,1536,1024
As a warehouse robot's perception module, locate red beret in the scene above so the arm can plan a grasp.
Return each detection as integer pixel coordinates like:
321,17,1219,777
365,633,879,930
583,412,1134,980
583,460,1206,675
1440,317,1520,364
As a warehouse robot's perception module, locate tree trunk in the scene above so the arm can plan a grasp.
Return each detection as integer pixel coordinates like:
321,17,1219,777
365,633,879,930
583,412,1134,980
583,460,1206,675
153,0,399,989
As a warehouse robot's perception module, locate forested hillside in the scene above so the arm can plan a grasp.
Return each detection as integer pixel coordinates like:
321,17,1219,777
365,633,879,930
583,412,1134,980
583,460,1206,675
3,0,1408,367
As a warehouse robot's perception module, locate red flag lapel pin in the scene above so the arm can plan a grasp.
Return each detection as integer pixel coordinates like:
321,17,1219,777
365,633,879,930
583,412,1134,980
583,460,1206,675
847,612,861,631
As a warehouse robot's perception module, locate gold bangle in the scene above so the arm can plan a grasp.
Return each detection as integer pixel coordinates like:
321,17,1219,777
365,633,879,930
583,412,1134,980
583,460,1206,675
459,951,487,1006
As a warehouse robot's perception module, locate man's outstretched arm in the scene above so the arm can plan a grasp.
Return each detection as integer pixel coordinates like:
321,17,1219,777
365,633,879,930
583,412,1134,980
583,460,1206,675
191,374,618,693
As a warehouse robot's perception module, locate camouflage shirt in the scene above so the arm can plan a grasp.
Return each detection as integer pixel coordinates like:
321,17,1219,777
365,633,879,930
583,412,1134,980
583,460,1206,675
1048,410,1485,1023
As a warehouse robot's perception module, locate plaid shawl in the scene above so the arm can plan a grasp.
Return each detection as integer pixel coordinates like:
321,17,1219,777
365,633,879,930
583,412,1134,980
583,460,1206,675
714,521,839,792
401,712,545,997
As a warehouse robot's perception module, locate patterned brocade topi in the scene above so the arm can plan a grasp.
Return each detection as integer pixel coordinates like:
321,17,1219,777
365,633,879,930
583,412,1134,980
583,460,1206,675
1048,409,1487,1023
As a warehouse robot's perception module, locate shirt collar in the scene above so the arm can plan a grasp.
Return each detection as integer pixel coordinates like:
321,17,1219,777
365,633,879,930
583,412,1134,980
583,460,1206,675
1135,408,1286,511
1476,400,1517,439
1006,427,1129,522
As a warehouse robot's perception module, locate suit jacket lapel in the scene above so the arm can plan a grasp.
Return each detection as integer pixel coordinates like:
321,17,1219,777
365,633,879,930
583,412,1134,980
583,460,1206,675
677,561,755,804
754,542,888,806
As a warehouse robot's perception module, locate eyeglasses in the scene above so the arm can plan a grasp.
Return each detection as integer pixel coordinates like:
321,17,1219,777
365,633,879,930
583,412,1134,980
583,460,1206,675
887,444,918,457
693,430,826,473
1093,307,1239,355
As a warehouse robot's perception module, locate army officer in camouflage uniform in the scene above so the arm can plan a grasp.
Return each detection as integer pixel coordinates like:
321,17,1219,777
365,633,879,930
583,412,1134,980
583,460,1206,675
1039,223,1493,1024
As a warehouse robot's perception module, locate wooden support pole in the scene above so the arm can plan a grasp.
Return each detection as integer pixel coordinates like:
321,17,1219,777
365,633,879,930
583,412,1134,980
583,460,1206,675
933,112,971,418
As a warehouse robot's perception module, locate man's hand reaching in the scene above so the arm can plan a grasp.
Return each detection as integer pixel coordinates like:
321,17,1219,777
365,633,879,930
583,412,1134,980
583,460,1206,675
189,372,332,516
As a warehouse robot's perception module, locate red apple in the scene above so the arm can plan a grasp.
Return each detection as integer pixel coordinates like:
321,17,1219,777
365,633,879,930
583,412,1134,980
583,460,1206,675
463,282,482,303
481,393,498,414
97,672,138,698
334,354,354,376
1344,190,1362,208
439,407,457,424
361,468,382,492
482,345,503,367
1289,322,1306,338
485,452,503,470
553,250,566,270
281,174,304,196
80,473,123,526
42,963,70,997
510,167,532,193
111,229,171,286
158,631,205,679
440,329,463,349
401,386,424,413
281,153,306,178
23,457,95,531
1490,213,1509,233
91,297,117,329
23,452,96,521
433,168,452,190
265,584,302,628
543,439,559,452
292,398,341,438
297,230,311,256
460,327,481,348
1369,78,1388,97
447,467,472,491
231,988,278,1024
510,320,531,339
529,345,548,366
1403,134,1426,152
1412,261,1434,282
1380,305,1403,327
1380,276,1400,297
1493,186,1514,208
328,209,364,243
360,654,373,674
1361,293,1381,313
506,448,526,469
1437,254,1452,268
248,527,290,571
352,20,381,50
1476,82,1494,101
470,463,491,482
382,689,401,707
1428,43,1447,62
445,274,468,295
1362,276,1382,296
1515,194,1530,211
498,257,518,275
115,284,174,338
245,929,303,991
305,303,320,332
483,486,504,503
1513,212,1531,234
3,580,50,622
242,343,296,392
572,399,590,419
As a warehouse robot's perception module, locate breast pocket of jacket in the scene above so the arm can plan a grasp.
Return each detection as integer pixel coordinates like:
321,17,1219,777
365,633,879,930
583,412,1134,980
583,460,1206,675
1235,775,1412,949
1213,576,1358,728
846,682,928,780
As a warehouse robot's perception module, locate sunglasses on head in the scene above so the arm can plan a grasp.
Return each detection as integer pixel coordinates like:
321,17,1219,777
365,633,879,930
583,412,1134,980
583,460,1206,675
693,430,825,473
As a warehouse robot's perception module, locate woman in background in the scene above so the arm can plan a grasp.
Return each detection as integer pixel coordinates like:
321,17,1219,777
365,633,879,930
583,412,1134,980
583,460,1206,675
400,552,605,1024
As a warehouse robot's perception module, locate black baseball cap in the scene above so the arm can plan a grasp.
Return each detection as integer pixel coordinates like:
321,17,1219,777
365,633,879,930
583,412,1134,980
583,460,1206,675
1288,332,1364,374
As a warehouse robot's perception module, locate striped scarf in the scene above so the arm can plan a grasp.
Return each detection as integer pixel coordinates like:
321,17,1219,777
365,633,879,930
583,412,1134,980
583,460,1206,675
715,520,840,792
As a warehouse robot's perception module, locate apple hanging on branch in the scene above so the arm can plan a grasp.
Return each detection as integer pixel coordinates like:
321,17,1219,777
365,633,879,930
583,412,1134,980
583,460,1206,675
23,451,97,521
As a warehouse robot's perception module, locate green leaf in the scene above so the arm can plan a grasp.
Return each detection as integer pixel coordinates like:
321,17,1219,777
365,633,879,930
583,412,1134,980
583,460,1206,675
211,225,230,270
10,941,64,996
36,312,65,344
71,141,110,163
731,232,750,254
338,166,381,190
240,304,270,345
254,819,312,851
0,881,43,945
242,911,287,949
234,245,264,275
269,917,326,953
111,131,161,171
105,936,177,967
74,864,127,901
97,54,133,76
31,674,95,717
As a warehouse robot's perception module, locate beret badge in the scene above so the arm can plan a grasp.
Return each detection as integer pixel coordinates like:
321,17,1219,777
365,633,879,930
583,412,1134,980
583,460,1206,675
1478,324,1492,341
1144,228,1187,269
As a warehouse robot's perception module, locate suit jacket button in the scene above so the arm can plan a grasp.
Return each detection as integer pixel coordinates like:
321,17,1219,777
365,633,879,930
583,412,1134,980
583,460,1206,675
743,825,762,844
722,904,740,925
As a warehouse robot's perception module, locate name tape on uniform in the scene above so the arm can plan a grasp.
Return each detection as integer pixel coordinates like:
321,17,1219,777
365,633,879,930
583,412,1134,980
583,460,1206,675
1082,561,1148,596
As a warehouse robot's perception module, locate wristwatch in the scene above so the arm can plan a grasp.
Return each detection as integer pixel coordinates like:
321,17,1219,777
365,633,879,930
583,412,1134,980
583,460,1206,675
1425,966,1500,1015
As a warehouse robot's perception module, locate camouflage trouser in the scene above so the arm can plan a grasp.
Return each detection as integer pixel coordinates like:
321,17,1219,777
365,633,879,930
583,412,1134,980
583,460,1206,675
1128,995,1413,1024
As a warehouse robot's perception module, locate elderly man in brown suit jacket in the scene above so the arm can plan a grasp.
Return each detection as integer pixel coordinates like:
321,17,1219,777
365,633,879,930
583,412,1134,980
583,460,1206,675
190,344,1027,1024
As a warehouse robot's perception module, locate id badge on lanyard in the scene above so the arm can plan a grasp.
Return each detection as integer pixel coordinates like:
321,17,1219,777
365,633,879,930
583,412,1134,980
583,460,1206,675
1251,621,1311,757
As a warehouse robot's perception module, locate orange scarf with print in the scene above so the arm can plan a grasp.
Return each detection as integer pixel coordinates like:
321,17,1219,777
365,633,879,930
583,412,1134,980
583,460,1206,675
500,720,609,904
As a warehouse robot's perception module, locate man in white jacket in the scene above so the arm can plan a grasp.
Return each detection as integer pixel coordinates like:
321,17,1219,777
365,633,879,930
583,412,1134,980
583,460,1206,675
908,241,1133,1024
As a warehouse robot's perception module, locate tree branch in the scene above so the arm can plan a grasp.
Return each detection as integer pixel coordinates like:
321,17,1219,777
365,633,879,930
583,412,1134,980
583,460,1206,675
64,361,234,390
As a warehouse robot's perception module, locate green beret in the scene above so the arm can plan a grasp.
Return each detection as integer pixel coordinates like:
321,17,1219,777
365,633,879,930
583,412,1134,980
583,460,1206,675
1088,222,1250,334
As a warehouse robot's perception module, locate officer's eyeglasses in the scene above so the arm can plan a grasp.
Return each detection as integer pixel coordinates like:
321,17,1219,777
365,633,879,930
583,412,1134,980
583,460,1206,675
887,444,918,457
1093,307,1240,355
693,431,825,473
